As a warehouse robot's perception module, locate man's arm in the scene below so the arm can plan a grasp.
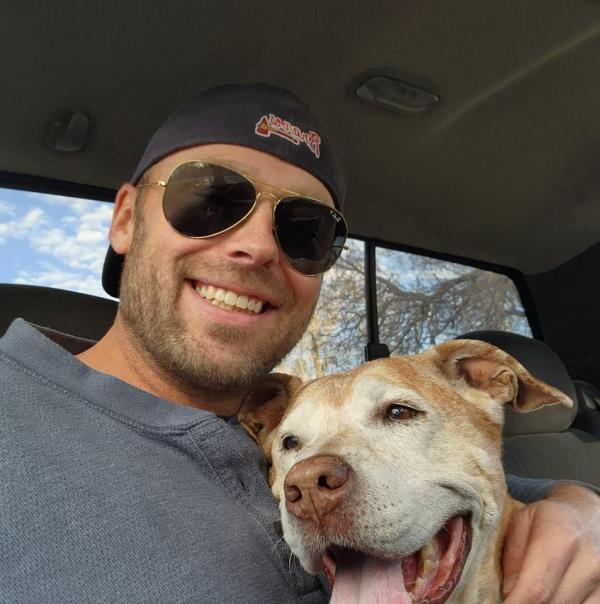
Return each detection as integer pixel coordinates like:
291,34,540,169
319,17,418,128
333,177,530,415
503,477,600,603
506,474,556,503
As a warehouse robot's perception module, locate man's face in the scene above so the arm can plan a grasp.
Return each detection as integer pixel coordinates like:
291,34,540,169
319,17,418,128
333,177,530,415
114,144,334,394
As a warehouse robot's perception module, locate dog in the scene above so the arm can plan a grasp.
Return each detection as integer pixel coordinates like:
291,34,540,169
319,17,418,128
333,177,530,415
238,339,573,603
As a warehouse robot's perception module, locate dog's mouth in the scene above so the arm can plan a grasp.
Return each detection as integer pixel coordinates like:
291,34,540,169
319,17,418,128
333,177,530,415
323,514,471,604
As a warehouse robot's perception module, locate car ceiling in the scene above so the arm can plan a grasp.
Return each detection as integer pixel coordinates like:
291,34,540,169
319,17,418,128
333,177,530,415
1,0,599,274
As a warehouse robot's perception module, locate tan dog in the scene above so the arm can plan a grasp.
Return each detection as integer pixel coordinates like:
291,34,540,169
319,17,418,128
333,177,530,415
239,340,573,603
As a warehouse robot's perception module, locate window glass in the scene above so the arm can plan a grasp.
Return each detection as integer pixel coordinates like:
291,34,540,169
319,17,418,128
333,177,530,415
277,238,366,379
1,187,531,374
0,188,113,298
376,247,532,355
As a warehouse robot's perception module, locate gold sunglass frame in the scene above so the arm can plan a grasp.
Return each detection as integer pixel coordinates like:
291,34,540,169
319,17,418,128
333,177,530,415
137,160,348,276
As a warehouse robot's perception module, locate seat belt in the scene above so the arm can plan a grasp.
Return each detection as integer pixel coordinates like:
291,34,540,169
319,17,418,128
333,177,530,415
363,241,390,362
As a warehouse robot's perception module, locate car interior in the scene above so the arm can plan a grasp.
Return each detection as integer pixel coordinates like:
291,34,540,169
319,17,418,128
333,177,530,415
1,1,599,487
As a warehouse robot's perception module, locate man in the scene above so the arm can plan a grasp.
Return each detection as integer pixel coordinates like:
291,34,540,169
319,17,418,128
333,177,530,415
1,84,599,603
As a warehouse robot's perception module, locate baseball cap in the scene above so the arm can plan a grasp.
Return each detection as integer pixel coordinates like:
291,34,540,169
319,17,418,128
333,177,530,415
102,83,345,298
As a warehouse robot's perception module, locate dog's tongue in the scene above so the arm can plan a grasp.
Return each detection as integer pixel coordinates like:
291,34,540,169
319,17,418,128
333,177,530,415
329,551,412,604
327,516,468,604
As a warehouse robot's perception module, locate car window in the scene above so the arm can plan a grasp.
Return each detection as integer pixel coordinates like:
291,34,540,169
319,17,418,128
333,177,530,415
278,238,367,378
279,241,531,379
375,246,532,356
0,188,113,298
2,187,531,378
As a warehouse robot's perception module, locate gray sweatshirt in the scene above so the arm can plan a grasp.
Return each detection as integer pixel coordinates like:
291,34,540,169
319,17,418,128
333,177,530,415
0,319,554,603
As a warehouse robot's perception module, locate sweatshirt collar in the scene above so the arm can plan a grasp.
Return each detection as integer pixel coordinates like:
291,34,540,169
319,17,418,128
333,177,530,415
1,318,224,432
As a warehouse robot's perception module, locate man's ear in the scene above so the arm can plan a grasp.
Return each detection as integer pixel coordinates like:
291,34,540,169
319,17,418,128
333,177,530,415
238,373,302,457
108,183,138,255
433,339,573,412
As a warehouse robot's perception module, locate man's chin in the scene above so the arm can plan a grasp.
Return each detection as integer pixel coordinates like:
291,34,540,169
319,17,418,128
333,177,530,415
160,335,282,394
118,247,312,396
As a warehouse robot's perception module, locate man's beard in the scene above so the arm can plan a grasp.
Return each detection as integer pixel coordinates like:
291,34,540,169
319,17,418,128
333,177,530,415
118,218,317,395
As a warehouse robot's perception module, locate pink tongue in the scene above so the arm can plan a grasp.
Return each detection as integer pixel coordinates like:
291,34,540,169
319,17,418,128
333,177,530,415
330,553,412,604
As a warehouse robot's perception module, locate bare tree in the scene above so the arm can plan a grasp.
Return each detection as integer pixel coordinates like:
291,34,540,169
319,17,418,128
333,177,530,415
278,242,530,379
375,250,529,355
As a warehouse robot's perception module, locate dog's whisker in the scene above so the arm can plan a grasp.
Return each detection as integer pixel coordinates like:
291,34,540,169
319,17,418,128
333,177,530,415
271,534,286,553
288,551,300,574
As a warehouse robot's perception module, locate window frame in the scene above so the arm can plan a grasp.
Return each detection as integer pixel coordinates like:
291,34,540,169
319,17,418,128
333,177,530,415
356,235,541,360
0,170,115,203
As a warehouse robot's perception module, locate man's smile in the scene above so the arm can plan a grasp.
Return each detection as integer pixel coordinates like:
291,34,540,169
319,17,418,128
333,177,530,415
191,280,278,316
196,283,265,314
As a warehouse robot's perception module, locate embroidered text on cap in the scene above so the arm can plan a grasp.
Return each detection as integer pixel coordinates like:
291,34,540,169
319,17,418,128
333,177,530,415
255,114,321,158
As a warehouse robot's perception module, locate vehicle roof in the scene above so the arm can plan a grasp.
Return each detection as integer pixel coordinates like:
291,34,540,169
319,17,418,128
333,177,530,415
1,1,599,274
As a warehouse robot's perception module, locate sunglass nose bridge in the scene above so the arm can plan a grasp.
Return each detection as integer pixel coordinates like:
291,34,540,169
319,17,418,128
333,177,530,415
255,190,279,205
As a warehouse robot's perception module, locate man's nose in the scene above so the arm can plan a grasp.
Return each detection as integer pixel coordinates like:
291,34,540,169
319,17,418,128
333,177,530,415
221,194,281,268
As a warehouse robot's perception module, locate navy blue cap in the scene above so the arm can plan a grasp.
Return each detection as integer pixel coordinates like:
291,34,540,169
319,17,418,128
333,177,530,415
102,83,345,298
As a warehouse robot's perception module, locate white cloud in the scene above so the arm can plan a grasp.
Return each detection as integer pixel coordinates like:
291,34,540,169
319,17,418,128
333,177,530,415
0,191,117,298
76,230,105,243
9,198,113,274
32,227,108,273
13,266,110,299
0,208,47,243
0,199,16,217
29,192,112,211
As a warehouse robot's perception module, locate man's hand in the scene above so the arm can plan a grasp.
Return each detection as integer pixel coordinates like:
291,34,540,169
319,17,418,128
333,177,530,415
502,484,600,603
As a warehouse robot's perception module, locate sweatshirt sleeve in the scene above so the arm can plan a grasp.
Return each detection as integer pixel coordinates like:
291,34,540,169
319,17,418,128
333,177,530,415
507,474,600,503
506,474,555,503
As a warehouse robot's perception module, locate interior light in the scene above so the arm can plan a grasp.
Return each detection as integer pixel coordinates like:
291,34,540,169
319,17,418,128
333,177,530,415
354,74,439,114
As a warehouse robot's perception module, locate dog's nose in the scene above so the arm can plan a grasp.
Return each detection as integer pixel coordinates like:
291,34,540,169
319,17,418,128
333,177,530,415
284,455,351,523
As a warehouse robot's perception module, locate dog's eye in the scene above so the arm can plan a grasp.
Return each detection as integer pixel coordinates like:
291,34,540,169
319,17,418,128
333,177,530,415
386,404,418,421
282,435,300,450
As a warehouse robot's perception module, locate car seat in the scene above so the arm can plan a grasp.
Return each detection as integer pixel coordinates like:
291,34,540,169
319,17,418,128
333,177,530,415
457,330,600,488
0,283,117,341
573,379,600,439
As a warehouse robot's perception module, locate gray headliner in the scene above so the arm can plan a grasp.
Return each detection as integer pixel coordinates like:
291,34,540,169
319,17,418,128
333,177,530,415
1,0,599,274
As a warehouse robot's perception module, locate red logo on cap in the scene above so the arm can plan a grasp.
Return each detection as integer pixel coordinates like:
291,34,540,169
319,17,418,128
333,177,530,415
255,114,321,158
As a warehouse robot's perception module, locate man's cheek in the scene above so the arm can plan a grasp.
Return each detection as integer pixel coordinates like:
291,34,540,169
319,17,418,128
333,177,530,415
292,274,323,310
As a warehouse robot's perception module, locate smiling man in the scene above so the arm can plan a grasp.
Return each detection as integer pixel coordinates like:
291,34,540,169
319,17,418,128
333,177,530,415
79,144,332,415
1,84,600,603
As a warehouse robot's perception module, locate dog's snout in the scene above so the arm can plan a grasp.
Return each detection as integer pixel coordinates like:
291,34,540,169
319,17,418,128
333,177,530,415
284,455,351,523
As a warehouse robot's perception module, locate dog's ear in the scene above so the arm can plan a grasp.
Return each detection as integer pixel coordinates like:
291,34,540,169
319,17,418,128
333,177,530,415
433,339,573,412
238,373,303,456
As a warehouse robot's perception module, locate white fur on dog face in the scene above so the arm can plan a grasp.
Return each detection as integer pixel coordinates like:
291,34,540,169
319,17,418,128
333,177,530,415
270,359,506,575
248,342,572,601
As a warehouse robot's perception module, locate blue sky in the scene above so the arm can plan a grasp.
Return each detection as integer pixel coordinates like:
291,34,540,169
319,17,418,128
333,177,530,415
0,188,114,298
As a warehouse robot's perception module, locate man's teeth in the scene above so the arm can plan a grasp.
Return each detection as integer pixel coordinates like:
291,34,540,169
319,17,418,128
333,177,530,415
196,285,264,314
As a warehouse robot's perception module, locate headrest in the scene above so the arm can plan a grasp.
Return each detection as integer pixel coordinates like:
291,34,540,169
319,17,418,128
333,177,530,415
458,330,577,436
0,284,117,341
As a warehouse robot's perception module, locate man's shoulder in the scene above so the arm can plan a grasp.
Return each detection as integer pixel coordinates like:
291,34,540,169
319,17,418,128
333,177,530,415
1,318,96,355
0,319,95,426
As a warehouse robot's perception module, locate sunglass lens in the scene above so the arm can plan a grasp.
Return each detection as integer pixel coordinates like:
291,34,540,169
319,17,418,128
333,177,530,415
163,162,256,237
274,198,347,275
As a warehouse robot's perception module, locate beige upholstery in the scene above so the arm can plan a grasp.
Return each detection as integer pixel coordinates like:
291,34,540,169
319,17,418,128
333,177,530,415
503,431,600,485
459,331,600,488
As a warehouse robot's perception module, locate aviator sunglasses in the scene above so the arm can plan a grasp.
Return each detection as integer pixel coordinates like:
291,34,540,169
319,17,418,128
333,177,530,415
138,160,348,276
